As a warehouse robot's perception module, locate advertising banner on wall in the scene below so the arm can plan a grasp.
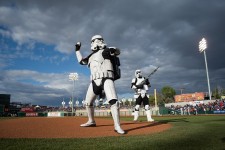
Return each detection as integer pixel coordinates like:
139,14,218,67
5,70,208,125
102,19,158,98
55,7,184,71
47,112,62,117
174,92,205,102
25,112,38,117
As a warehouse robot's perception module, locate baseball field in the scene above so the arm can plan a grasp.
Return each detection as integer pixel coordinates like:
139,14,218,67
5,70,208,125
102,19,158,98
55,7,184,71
0,115,225,150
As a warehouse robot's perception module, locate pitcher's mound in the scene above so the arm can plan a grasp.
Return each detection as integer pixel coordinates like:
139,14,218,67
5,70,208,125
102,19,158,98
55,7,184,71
0,117,171,138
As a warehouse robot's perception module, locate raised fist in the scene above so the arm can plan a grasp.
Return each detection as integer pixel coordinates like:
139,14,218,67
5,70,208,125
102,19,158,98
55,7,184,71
75,42,81,51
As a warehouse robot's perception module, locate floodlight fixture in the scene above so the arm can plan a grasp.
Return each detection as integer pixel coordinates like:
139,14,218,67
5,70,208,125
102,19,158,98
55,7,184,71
198,38,211,100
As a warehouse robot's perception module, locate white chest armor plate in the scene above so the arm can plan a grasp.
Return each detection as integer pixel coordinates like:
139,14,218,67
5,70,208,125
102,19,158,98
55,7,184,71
88,49,114,80
133,77,149,98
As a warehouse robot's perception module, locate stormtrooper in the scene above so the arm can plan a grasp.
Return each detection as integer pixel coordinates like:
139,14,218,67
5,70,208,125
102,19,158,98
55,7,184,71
75,35,125,134
131,70,154,122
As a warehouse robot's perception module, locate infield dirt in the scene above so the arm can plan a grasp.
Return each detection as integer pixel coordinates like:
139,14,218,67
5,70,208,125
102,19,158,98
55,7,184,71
0,117,171,138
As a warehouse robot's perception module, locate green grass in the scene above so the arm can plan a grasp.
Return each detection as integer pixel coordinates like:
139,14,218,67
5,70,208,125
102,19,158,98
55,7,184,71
1,115,225,150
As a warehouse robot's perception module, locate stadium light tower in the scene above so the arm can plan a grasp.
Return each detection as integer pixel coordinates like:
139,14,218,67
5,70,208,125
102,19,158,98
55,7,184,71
69,72,79,114
199,38,211,100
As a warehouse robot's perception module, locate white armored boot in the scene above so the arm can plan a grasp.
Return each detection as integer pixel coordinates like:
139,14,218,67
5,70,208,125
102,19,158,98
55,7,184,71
110,102,125,134
133,111,139,122
146,110,154,122
80,106,96,127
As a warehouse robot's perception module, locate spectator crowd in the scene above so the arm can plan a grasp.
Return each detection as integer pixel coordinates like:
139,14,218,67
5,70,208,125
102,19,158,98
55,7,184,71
167,100,225,115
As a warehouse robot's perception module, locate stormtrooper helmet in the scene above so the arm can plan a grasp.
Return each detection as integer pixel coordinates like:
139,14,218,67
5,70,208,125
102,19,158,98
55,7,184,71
135,70,142,78
91,35,107,51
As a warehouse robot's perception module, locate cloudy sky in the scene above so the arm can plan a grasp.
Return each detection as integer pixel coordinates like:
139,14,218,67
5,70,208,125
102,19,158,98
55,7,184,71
1,0,225,106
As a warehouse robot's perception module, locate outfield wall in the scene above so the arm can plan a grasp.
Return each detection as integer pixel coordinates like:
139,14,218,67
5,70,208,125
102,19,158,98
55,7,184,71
16,106,224,117
75,107,161,117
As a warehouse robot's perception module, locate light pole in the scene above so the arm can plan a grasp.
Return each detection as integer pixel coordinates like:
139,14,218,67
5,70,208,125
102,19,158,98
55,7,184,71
199,38,211,100
154,89,157,108
76,100,79,107
82,99,85,107
62,99,65,108
95,99,99,107
69,72,79,114
180,88,185,102
128,98,133,106
69,99,72,108
122,98,126,106
180,88,185,95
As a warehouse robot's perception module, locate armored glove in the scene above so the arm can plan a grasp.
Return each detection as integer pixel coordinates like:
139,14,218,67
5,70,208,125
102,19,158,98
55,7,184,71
75,42,81,51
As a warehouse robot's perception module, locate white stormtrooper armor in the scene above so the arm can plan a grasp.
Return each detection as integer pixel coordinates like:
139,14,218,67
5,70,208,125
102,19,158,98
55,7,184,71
131,70,154,122
75,35,124,134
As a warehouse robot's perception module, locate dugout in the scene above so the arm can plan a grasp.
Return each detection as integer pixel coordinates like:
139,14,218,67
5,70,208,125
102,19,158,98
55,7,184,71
0,94,10,108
